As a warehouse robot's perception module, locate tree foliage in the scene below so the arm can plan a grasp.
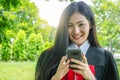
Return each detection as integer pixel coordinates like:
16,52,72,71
92,0,120,53
27,33,37,60
36,33,44,56
1,0,119,61
0,0,55,61
13,30,27,61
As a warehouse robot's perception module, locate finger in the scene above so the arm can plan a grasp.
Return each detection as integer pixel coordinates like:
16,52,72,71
63,63,69,71
69,64,84,71
70,58,85,67
59,55,67,65
62,59,70,68
66,59,70,65
82,54,87,63
59,57,70,69
73,69,83,74
56,63,69,79
62,64,70,76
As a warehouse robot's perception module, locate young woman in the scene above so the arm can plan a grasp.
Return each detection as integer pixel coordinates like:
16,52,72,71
35,1,119,80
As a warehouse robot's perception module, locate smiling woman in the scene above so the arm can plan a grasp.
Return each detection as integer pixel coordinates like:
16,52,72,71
35,1,119,80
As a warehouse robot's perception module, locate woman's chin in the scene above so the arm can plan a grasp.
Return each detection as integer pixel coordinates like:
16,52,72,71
73,41,83,46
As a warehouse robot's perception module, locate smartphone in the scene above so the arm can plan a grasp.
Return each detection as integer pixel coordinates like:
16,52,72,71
66,48,82,61
66,48,82,66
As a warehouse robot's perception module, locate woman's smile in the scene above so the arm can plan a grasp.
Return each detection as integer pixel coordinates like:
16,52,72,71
72,34,82,40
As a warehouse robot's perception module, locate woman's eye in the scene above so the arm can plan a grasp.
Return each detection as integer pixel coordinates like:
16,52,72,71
68,25,73,28
79,24,84,27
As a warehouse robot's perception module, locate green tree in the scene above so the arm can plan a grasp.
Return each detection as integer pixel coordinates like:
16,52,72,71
0,0,21,43
44,41,53,50
0,0,55,60
27,33,37,60
13,30,27,61
1,30,14,61
92,0,120,53
36,33,44,56
37,25,56,43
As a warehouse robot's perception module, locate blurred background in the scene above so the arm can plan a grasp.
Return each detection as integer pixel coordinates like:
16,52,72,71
0,0,119,80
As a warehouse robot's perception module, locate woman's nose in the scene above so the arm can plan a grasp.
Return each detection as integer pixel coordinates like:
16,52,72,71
73,26,80,34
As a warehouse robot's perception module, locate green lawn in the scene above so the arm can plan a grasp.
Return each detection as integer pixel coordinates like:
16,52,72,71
0,61,119,80
117,61,120,78
118,65,120,77
0,61,36,80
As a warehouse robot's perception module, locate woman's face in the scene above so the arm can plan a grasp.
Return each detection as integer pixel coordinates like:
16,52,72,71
68,12,91,46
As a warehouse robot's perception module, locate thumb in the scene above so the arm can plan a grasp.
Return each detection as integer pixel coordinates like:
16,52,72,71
82,54,87,63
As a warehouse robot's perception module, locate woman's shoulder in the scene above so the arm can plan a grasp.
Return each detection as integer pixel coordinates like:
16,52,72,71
88,46,115,60
103,49,115,60
90,46,112,55
89,46,104,55
92,46,114,60
88,46,115,65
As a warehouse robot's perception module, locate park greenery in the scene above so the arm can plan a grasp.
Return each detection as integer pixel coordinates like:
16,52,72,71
0,0,120,61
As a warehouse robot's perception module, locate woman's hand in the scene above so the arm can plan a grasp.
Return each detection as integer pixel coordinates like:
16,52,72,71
69,54,96,80
51,56,70,80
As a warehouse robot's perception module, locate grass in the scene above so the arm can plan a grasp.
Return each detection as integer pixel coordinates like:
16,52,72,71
0,61,119,80
117,61,120,78
0,61,36,80
118,65,120,77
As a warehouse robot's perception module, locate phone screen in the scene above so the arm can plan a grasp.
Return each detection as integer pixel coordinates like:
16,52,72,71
66,48,82,61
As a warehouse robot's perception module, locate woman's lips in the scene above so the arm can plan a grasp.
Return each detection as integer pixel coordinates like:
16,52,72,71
72,35,82,40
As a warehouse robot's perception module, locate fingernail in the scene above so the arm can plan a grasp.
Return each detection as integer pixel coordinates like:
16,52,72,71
63,61,66,64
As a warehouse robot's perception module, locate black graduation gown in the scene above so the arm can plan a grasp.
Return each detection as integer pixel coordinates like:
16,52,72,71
86,46,119,80
35,46,119,80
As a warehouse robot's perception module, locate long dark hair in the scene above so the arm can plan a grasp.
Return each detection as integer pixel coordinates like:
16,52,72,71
35,1,100,80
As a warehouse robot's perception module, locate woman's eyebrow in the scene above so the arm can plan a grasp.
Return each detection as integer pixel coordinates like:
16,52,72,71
68,21,84,24
76,21,84,24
